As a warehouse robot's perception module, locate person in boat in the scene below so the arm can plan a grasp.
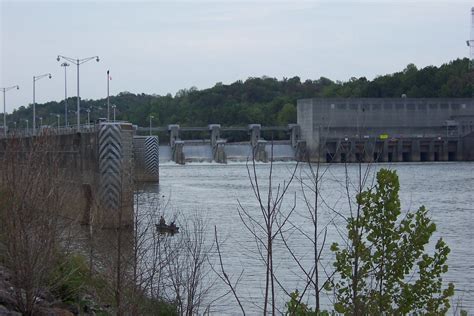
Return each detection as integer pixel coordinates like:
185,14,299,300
169,221,176,229
159,216,166,226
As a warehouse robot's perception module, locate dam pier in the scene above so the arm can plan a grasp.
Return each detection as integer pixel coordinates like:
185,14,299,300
138,123,307,164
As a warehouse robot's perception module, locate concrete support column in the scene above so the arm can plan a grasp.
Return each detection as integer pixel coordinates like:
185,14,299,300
173,140,185,164
428,141,435,161
441,140,449,161
132,136,159,182
334,140,342,163
98,122,134,228
255,139,268,162
411,139,421,162
364,139,375,162
288,124,300,148
214,139,227,163
208,124,221,148
168,124,180,148
248,124,261,148
456,139,463,161
382,141,389,162
318,139,327,163
396,140,403,162
295,140,307,162
348,140,356,163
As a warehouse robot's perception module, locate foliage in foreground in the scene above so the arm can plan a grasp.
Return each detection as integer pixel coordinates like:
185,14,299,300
330,169,454,315
285,290,332,316
48,253,178,316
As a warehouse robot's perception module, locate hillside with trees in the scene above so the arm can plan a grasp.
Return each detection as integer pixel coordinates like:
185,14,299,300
8,58,473,128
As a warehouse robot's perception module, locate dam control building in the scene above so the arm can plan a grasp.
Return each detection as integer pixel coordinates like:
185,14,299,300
297,98,474,162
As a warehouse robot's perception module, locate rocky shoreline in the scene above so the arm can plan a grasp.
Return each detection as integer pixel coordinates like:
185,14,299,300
0,265,110,316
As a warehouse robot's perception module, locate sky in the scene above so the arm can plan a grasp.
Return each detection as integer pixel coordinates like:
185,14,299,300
0,0,472,113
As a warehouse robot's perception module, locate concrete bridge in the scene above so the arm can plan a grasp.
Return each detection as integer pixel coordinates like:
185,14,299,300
0,122,159,229
0,122,305,228
136,123,306,164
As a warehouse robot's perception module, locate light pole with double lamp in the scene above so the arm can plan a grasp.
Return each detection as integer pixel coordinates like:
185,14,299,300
1,85,19,136
56,55,99,131
33,73,52,135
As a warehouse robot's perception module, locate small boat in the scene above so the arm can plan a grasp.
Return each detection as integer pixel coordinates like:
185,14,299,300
156,222,179,234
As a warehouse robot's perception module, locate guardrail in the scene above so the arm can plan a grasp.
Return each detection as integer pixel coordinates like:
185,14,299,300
0,124,97,138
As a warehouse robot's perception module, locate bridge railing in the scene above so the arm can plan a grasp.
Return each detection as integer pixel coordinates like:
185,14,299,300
0,124,98,138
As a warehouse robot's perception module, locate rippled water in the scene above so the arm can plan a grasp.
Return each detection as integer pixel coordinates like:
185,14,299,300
147,161,473,314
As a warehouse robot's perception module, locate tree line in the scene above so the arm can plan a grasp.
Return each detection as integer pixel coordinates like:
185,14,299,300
8,58,472,128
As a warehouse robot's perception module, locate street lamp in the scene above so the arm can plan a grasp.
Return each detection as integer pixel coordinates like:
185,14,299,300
33,73,52,135
112,104,116,122
50,113,60,129
86,108,91,127
149,115,154,136
57,55,99,131
107,70,111,121
60,62,70,127
1,85,19,136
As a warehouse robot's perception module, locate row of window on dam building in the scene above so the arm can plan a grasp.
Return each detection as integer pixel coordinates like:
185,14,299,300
297,98,474,162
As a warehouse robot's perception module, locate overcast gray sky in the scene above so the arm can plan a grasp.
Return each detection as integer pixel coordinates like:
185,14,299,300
1,0,472,112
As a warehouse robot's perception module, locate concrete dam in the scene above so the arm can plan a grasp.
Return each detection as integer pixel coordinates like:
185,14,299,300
137,124,306,164
297,98,474,162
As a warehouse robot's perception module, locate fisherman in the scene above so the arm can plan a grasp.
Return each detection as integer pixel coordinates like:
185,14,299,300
159,216,166,226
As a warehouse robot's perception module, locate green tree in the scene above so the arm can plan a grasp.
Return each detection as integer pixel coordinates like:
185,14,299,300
331,169,454,315
277,103,297,125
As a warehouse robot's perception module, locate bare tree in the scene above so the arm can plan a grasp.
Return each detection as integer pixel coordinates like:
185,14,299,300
236,146,299,315
164,214,215,315
0,135,82,314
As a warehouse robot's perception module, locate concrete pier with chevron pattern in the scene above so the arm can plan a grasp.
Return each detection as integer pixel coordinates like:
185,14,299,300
0,121,160,229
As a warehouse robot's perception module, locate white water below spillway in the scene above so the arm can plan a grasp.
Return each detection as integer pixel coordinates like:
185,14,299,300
225,143,252,161
159,142,297,163
265,143,295,160
183,145,213,162
159,145,172,162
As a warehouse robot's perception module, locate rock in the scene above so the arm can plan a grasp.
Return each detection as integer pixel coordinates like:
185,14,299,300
0,304,21,316
0,289,16,311
35,307,75,316
51,302,79,315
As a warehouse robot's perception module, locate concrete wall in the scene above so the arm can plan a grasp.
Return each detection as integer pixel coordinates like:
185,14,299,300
297,98,474,161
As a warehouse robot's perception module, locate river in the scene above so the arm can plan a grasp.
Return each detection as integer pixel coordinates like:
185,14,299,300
143,161,473,314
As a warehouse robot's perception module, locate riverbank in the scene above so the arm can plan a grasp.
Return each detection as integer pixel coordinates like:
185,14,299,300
0,253,176,315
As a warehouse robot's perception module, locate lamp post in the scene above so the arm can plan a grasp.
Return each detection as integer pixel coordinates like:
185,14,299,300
33,73,52,135
61,62,70,127
39,117,43,127
149,115,154,136
112,104,116,122
1,85,19,136
57,55,99,131
86,108,91,127
25,119,29,135
107,70,111,121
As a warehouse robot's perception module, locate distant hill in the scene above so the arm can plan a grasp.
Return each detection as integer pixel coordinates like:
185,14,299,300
9,58,472,128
